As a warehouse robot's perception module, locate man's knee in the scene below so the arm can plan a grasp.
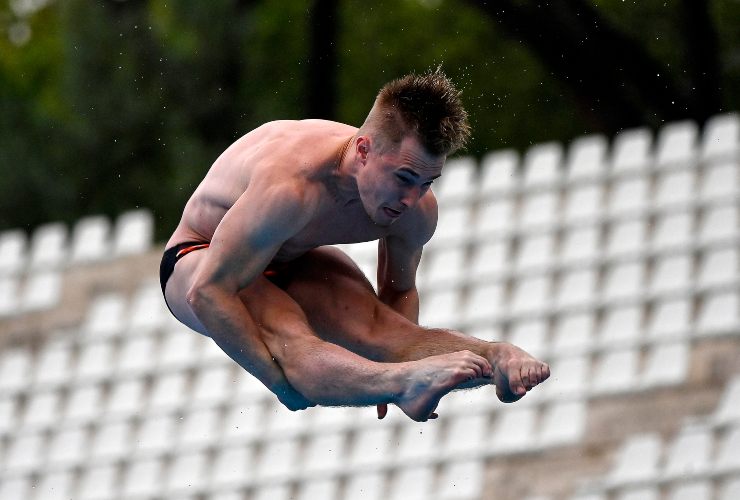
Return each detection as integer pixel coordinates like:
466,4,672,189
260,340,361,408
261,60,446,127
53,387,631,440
289,246,376,293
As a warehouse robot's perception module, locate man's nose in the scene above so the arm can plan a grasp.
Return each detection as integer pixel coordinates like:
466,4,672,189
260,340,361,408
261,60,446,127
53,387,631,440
400,186,422,207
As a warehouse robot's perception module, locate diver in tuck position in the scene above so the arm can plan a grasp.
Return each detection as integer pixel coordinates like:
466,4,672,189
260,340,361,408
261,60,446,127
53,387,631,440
160,68,550,422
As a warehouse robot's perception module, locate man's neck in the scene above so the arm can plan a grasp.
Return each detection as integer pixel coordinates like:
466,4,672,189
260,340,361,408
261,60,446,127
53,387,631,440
329,135,361,205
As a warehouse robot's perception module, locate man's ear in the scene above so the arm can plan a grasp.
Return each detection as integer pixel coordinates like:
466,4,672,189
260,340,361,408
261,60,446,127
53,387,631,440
356,136,370,164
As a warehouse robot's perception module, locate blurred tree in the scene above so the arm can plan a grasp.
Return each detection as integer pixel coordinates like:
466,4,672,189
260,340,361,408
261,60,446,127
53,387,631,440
308,0,339,119
465,0,728,133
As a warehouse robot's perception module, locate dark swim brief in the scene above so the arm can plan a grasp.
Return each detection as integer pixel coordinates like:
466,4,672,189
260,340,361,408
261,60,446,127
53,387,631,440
159,241,289,314
159,241,211,296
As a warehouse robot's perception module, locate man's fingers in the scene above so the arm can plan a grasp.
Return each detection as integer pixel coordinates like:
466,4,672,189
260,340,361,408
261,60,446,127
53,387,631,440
470,352,493,378
377,404,388,420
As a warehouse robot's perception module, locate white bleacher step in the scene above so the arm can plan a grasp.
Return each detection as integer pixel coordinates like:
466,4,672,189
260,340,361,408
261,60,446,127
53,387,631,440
436,459,485,500
63,384,104,423
655,120,699,168
700,161,738,200
516,232,555,271
640,341,689,389
78,465,118,500
668,481,712,500
254,437,300,482
121,457,165,498
350,425,394,469
480,149,518,196
0,275,19,317
90,420,131,461
654,168,695,208
28,222,67,271
297,478,340,500
253,484,291,500
608,176,649,216
83,293,127,338
473,197,515,239
563,183,603,222
539,400,587,447
607,433,663,486
523,142,563,187
418,288,463,327
344,472,385,500
4,431,45,473
715,424,740,472
662,424,712,479
113,209,154,257
35,471,76,500
444,412,489,456
388,464,435,500
165,450,210,494
21,270,62,313
490,406,537,453
211,445,253,488
178,407,221,448
70,215,111,264
721,479,740,500
0,229,26,275
713,375,740,425
134,414,177,454
22,390,60,428
434,155,477,204
615,486,659,500
302,431,347,474
47,426,88,467
0,347,32,392
701,112,739,160
591,348,638,395
610,127,653,173
396,421,439,461
566,134,608,181
519,189,559,229
0,477,31,500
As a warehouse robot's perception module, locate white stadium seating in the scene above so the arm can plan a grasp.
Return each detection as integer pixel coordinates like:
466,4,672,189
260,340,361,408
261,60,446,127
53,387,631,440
1,115,739,500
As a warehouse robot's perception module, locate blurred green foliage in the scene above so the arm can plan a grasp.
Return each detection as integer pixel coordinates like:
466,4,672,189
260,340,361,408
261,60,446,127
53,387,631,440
1,0,738,241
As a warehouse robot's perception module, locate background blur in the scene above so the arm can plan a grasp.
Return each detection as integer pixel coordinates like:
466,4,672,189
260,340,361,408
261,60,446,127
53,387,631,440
2,0,739,238
1,2,740,500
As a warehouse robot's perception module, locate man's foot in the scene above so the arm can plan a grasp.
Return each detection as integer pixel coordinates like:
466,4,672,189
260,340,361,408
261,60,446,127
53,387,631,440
395,350,492,421
487,342,551,403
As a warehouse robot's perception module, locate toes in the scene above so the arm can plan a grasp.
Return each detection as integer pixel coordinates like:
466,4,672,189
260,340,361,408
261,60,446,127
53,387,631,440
508,368,527,396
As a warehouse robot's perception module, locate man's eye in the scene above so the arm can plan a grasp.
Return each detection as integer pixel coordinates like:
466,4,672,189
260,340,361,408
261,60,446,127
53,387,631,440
396,175,413,184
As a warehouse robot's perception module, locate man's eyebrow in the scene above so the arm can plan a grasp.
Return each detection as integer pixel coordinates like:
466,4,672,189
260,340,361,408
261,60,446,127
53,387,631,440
399,167,441,180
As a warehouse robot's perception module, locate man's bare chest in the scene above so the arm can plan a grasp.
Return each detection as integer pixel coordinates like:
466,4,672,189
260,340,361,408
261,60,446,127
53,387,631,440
276,202,390,260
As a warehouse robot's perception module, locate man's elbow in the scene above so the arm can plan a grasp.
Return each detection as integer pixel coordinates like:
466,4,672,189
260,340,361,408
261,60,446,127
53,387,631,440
185,282,221,317
379,284,417,304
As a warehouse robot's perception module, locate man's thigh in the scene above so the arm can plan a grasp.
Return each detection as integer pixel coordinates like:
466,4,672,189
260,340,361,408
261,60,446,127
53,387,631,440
164,248,314,346
279,246,416,359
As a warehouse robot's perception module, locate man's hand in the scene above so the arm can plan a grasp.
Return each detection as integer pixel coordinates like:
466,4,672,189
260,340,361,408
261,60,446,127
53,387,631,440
488,342,551,403
271,379,316,411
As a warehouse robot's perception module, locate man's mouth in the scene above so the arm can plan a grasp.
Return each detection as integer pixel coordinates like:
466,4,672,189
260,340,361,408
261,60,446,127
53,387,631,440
384,207,402,218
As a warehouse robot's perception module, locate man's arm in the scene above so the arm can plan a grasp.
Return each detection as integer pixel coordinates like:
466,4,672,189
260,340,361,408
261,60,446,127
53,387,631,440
377,195,437,322
377,235,423,323
186,176,318,409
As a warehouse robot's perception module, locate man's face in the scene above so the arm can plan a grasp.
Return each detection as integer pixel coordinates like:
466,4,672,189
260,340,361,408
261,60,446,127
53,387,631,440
357,134,444,226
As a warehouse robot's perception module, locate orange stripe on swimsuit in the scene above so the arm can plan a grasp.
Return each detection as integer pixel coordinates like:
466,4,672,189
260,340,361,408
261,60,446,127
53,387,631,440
175,243,210,259
173,243,281,281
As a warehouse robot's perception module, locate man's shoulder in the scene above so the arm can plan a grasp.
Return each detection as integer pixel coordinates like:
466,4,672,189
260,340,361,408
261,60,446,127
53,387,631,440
389,193,438,246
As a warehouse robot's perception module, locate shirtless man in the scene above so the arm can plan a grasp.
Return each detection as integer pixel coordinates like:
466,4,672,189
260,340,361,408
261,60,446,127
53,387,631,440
160,69,550,422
